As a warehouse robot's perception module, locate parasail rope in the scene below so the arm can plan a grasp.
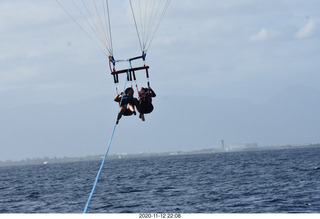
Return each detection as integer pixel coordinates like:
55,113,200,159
145,0,171,53
77,0,108,52
55,0,113,57
79,0,111,55
129,0,171,54
144,0,161,51
89,0,112,56
130,0,143,52
55,0,108,56
83,65,130,214
104,0,114,55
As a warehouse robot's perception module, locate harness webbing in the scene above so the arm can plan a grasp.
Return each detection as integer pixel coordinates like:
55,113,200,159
83,69,130,214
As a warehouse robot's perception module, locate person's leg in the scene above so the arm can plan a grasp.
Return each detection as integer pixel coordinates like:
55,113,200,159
127,104,136,115
116,107,126,124
139,113,145,121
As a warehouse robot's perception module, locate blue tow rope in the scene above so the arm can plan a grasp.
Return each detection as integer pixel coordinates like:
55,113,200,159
83,69,130,213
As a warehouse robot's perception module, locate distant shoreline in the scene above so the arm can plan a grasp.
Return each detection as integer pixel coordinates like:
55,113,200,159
1,143,319,167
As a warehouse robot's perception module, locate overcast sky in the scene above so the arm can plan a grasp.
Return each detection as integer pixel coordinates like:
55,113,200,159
1,0,320,161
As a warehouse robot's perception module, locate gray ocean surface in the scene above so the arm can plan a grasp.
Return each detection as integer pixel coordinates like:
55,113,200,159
1,146,320,213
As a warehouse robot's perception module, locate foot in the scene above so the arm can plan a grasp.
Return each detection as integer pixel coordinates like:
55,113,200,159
116,120,119,125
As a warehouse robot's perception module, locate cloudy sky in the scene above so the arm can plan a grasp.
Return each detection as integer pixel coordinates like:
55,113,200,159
1,0,320,161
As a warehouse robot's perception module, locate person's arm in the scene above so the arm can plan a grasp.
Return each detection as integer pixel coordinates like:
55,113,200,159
114,92,123,102
148,87,156,97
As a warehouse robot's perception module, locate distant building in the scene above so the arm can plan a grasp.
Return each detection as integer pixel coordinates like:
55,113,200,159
221,140,225,151
229,143,258,150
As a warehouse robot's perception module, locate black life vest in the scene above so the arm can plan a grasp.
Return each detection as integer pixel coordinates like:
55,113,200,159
120,95,133,107
139,93,153,114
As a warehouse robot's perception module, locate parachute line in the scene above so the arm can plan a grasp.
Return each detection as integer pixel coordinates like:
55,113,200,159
130,0,143,52
129,0,172,54
57,0,170,59
89,0,111,56
146,0,171,52
55,0,114,57
78,0,107,50
104,0,114,55
55,0,109,56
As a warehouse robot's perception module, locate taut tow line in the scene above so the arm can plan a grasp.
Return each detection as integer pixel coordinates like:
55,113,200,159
83,67,130,214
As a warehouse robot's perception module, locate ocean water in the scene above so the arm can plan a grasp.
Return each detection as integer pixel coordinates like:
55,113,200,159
1,146,320,213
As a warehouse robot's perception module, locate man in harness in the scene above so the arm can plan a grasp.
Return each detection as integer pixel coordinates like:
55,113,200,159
114,87,139,124
138,85,156,121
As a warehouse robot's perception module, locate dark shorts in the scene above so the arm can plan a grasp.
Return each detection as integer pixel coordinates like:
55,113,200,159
123,109,133,116
141,104,154,114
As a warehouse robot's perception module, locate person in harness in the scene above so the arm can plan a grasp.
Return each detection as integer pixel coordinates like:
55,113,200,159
138,85,156,121
114,87,139,124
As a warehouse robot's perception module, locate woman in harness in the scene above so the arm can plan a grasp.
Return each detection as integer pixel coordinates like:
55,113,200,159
138,85,156,121
114,87,139,124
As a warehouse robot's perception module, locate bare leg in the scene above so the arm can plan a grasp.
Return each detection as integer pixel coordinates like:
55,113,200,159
116,107,126,124
127,104,136,115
